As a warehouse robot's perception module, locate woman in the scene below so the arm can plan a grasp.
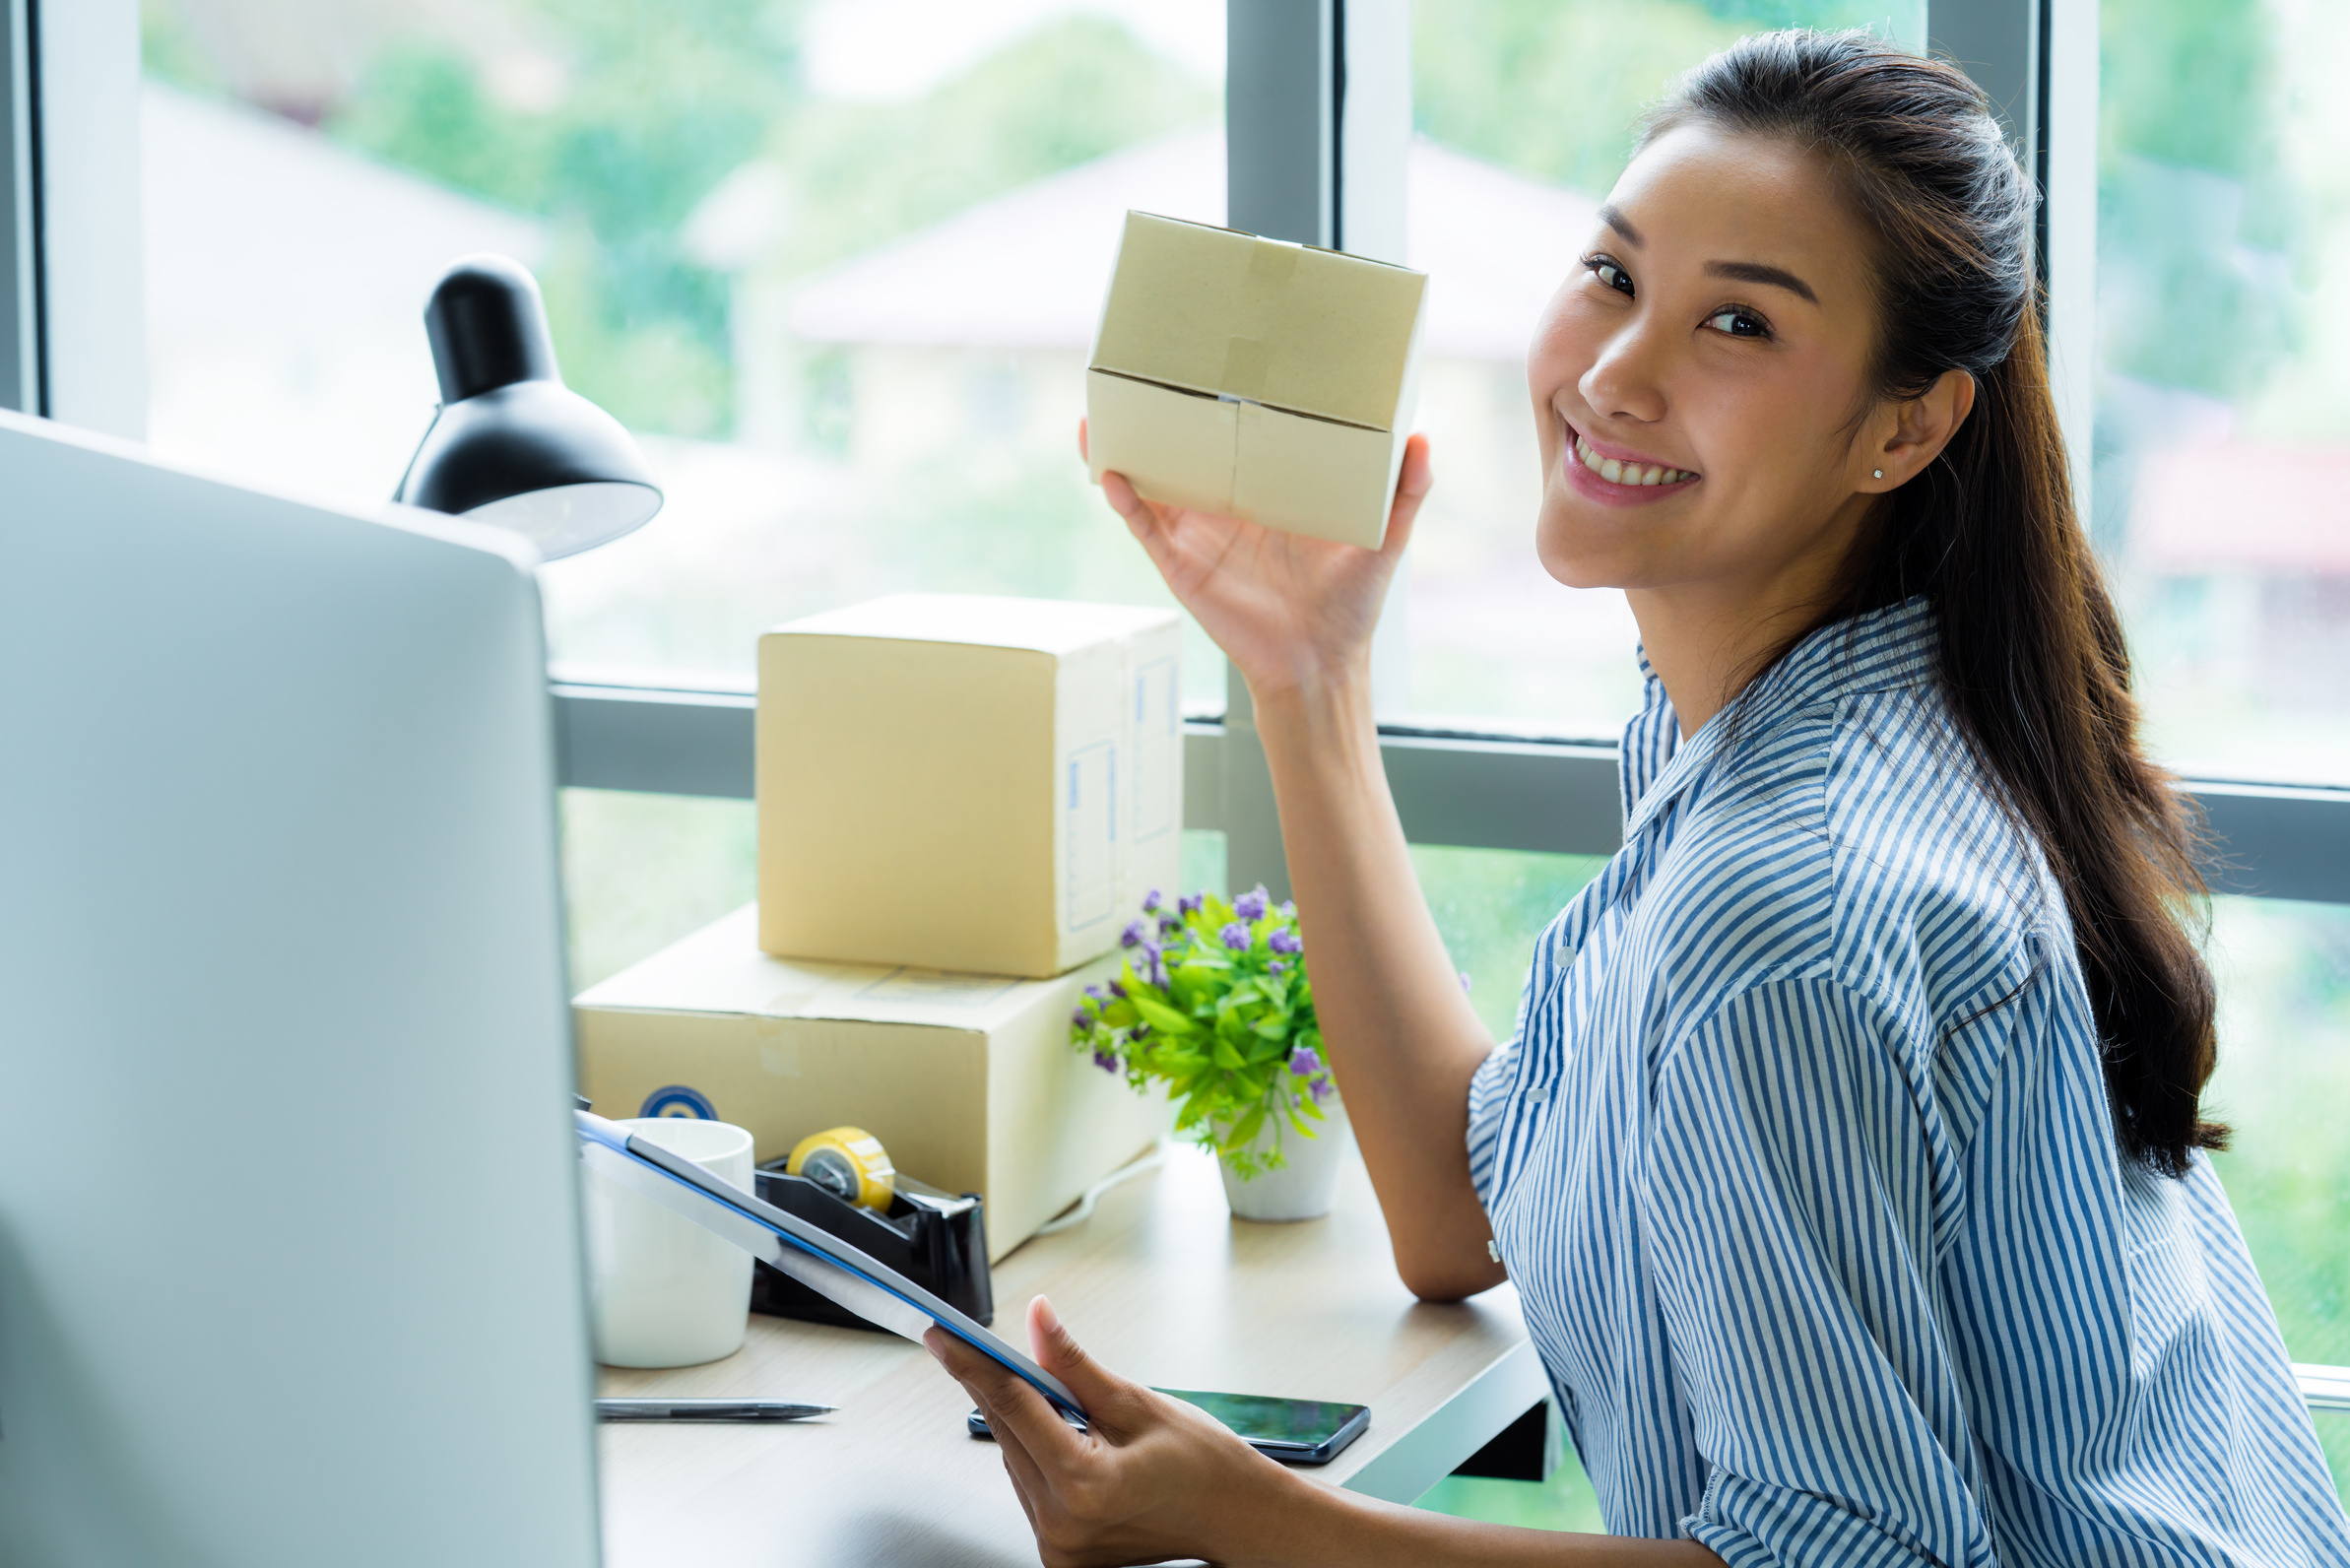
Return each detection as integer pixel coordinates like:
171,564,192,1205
929,31,2350,1566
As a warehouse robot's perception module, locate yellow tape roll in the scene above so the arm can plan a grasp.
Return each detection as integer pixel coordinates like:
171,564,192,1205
786,1126,896,1211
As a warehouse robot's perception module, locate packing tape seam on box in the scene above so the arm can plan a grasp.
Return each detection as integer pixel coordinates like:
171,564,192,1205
1090,366,1383,433
1247,236,1302,284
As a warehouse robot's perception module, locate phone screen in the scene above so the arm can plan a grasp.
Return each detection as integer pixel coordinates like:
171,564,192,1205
966,1388,1370,1463
1154,1388,1364,1448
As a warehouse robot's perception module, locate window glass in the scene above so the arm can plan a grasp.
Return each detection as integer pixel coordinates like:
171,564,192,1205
140,0,1229,701
2097,0,2350,785
2202,895,2350,1491
1401,0,1926,738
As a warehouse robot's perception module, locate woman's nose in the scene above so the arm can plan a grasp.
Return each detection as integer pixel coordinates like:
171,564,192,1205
1578,317,1668,426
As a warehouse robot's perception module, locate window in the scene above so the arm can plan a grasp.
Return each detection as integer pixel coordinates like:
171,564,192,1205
139,0,1230,702
2095,0,2350,785
117,0,2347,1485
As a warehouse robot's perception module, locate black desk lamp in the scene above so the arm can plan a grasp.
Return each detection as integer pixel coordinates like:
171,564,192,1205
395,253,663,559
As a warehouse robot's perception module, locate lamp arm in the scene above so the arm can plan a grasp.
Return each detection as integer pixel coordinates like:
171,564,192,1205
391,404,446,504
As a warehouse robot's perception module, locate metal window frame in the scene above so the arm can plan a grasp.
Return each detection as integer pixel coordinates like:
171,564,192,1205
0,0,144,431
0,0,40,412
552,680,2350,905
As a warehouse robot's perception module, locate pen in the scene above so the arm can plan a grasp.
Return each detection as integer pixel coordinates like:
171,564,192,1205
596,1398,835,1423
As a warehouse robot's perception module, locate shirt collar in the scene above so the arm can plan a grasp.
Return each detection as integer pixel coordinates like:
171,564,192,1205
1621,596,1939,836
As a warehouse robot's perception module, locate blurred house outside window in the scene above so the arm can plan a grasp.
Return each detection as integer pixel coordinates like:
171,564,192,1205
139,0,1230,699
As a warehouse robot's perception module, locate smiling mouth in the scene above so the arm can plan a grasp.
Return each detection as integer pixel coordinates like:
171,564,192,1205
1572,431,1699,488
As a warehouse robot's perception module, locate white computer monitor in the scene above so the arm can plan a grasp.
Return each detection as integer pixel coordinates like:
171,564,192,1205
0,411,601,1567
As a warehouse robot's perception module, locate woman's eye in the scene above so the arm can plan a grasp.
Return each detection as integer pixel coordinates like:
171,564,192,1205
1586,257,1634,297
1705,307,1770,339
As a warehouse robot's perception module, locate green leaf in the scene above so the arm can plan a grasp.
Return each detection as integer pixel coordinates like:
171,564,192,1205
1130,995,1200,1036
1210,1037,1246,1072
1228,1102,1267,1151
1119,958,1172,1005
1249,1011,1290,1039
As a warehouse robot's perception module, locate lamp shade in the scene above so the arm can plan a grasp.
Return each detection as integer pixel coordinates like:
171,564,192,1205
396,254,662,560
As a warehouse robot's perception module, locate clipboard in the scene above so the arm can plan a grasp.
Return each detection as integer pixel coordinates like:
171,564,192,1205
575,1111,1084,1420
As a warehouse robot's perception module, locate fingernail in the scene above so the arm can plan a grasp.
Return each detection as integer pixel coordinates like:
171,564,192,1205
1033,1295,1062,1337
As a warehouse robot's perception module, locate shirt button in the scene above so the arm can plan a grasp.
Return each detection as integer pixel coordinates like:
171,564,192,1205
1525,1080,1551,1103
1486,1238,1502,1263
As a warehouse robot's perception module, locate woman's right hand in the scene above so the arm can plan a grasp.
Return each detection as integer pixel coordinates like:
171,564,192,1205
1080,420,1432,703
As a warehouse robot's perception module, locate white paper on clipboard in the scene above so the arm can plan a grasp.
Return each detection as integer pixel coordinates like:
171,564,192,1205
574,1111,1084,1420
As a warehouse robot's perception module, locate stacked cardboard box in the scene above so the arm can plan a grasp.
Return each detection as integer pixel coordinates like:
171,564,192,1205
575,594,1184,1257
1085,211,1428,550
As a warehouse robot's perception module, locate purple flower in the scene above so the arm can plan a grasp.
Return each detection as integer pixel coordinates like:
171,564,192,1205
1178,892,1204,915
1309,1077,1335,1105
1071,1007,1090,1028
1158,913,1183,937
1142,888,1162,913
1093,1049,1119,1074
1268,928,1302,956
1458,970,1473,994
1288,1044,1324,1078
1131,1020,1151,1039
1108,979,1127,999
1232,886,1269,922
1219,922,1252,951
1083,984,1106,1001
1277,899,1296,919
1120,919,1144,948
1268,959,1287,973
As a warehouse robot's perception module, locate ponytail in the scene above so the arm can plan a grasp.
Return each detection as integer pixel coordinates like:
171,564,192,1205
1651,31,2224,1175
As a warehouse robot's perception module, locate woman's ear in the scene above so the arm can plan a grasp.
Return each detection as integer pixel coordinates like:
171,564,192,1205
1864,368,1976,490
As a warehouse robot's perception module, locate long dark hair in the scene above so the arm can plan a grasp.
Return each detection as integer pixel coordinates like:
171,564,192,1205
1647,31,2224,1177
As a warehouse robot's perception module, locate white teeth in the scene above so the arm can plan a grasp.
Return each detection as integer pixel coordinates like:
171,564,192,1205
1575,433,1694,487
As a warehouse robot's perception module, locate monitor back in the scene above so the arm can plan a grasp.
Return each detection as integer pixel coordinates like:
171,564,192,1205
0,413,600,1567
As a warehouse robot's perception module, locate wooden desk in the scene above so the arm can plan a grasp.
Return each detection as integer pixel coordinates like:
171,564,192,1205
596,1143,1546,1566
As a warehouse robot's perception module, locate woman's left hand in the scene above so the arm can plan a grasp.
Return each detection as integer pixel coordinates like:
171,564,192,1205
926,1295,1310,1568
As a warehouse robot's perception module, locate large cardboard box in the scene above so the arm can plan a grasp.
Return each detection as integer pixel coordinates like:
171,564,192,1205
574,906,1168,1262
757,593,1183,979
1085,210,1427,550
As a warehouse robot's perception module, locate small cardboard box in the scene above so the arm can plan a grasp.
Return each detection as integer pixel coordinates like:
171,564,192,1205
574,906,1168,1262
757,593,1183,979
1085,210,1427,550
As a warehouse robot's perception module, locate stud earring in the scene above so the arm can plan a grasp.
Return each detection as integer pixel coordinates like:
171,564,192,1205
1872,469,1884,480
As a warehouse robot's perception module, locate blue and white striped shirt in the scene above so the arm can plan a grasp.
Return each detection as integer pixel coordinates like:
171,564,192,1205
1466,599,2349,1565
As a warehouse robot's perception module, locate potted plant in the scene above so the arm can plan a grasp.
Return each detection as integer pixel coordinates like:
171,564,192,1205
1071,885,1349,1221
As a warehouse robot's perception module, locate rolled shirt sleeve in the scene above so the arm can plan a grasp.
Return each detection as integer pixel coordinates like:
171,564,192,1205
1643,974,2000,1568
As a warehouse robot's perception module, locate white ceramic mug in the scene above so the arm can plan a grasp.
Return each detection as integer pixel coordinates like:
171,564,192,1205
583,1117,756,1368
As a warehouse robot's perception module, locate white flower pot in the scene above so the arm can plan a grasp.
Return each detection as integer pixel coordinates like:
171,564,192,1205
1218,1100,1351,1222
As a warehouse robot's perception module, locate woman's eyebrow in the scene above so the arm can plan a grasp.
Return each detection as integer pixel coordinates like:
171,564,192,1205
1705,259,1818,304
1599,203,1643,246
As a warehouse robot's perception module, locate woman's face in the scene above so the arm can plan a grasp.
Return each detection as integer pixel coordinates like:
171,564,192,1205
1528,123,1887,600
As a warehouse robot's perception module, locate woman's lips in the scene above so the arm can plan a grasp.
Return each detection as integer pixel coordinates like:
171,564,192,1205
1563,425,1701,506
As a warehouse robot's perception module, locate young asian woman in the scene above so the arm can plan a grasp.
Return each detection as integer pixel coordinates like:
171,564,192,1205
926,30,2350,1568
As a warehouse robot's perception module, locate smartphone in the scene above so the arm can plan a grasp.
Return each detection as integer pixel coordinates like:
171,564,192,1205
967,1388,1370,1466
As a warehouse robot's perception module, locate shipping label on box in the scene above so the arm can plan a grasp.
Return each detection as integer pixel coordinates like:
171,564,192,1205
1085,210,1427,550
758,593,1182,979
575,906,1170,1262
